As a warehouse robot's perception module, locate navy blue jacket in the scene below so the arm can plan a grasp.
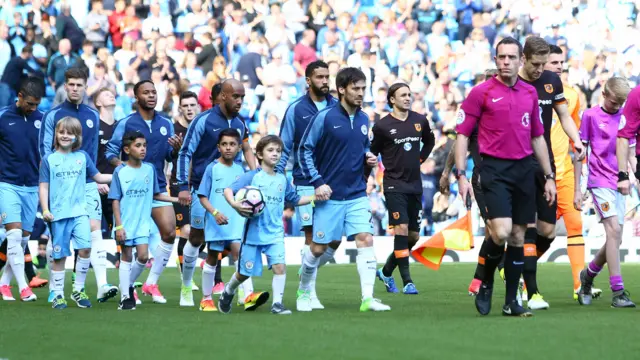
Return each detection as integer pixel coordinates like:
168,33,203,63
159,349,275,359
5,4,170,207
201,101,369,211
299,104,370,200
276,92,337,186
106,111,175,189
0,104,43,187
177,105,249,192
39,99,100,182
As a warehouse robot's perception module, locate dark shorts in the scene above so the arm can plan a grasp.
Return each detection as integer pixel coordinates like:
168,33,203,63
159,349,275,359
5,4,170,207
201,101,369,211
471,167,488,221
534,163,557,225
100,193,114,236
385,192,422,232
479,155,535,225
170,184,190,228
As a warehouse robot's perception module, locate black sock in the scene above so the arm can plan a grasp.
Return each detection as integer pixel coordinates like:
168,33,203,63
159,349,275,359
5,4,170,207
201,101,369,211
24,246,36,281
382,253,396,277
73,250,79,273
482,237,505,286
473,234,490,281
504,245,524,304
177,237,187,271
392,235,412,286
0,240,6,271
536,234,554,258
214,259,222,284
523,228,539,296
497,251,505,272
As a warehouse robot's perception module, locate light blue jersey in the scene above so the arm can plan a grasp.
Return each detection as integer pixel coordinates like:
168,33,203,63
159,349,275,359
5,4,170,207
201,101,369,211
198,161,246,242
39,151,98,221
108,163,161,240
229,169,300,245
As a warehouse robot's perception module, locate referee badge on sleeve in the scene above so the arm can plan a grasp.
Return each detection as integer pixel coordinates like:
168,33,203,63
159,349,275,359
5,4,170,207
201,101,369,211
456,109,465,125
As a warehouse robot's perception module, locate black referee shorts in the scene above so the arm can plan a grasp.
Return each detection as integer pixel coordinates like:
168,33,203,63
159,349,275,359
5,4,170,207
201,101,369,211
170,184,190,228
385,192,422,232
534,163,557,225
471,167,489,222
480,155,535,225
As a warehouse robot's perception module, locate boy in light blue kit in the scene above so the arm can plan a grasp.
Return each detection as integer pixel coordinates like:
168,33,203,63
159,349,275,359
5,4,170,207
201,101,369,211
39,117,112,310
218,135,320,315
191,129,251,311
109,132,179,310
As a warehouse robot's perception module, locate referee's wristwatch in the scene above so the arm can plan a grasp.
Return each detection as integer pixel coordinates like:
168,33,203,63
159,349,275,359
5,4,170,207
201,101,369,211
618,171,630,181
544,173,555,181
455,169,466,180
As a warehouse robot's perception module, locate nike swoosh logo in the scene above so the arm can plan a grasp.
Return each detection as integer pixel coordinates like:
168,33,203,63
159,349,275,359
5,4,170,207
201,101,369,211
213,128,221,131
303,115,311,119
513,261,524,265
125,180,132,183
215,178,222,181
8,122,15,125
334,125,342,129
503,308,511,315
492,97,503,103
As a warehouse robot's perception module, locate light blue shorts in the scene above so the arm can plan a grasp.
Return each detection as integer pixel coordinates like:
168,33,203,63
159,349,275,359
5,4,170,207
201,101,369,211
190,188,205,230
296,185,314,228
0,183,38,232
238,242,285,277
50,216,91,259
207,239,241,252
124,236,149,247
84,182,102,221
152,191,172,208
313,197,373,244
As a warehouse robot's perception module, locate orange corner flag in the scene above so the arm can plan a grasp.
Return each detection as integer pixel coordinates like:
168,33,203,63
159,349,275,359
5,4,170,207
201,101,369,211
411,212,473,270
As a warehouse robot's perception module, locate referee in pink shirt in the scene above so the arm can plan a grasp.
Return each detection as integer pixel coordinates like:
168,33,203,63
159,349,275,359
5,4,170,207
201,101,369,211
455,37,556,317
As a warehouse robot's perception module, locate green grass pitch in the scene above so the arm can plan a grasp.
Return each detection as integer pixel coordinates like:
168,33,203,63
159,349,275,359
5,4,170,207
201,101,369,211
2,263,640,360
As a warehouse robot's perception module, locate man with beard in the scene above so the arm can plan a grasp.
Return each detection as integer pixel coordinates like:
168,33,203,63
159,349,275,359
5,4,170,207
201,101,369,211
0,76,44,302
371,83,435,295
276,60,337,310
40,67,119,304
106,80,183,304
176,79,257,308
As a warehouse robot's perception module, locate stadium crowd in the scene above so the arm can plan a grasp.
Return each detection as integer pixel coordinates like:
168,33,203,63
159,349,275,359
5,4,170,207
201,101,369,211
2,0,640,239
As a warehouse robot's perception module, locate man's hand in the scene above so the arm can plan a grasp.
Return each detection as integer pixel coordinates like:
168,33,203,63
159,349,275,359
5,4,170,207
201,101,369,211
544,179,557,206
439,172,450,194
168,133,183,152
315,184,332,201
457,175,473,202
214,211,229,225
618,180,631,196
573,141,586,161
365,152,377,168
178,190,191,206
573,190,583,211
97,183,110,195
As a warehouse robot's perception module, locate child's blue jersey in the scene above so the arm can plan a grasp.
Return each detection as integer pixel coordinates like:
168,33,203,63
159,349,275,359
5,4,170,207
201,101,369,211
229,169,300,245
198,161,246,241
39,151,98,221
108,163,160,239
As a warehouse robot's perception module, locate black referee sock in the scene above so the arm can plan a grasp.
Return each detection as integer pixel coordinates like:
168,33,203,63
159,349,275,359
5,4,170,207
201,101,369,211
473,234,490,281
214,259,223,284
523,228,539,296
536,234,554,259
504,245,524,304
23,246,36,282
177,237,188,271
393,235,412,286
482,238,505,286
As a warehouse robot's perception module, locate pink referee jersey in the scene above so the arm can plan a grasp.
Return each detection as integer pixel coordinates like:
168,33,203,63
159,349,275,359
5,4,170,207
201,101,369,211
456,76,544,160
617,85,640,154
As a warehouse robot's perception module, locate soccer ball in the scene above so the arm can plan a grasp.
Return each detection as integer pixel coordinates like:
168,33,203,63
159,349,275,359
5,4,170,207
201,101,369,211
234,186,265,218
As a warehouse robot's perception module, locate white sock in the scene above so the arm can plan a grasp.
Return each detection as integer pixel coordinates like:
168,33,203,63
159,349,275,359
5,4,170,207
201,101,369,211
119,261,132,299
51,270,65,296
318,247,335,268
224,273,241,295
148,230,161,258
46,240,53,268
0,265,13,286
90,230,107,288
74,256,91,292
202,263,216,299
272,274,286,305
301,244,309,262
6,229,27,290
146,241,173,285
21,236,29,250
356,247,377,300
242,277,254,295
130,259,146,284
299,250,320,291
181,242,199,287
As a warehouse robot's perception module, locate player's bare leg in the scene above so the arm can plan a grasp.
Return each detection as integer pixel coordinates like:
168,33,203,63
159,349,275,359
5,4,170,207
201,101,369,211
142,206,176,304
